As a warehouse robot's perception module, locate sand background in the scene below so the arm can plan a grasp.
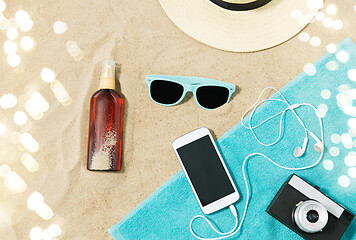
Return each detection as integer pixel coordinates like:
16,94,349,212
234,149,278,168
0,0,355,239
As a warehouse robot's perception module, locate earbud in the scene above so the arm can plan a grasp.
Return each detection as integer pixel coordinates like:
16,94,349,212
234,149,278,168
294,137,308,158
314,142,323,153
294,132,324,157
309,131,324,153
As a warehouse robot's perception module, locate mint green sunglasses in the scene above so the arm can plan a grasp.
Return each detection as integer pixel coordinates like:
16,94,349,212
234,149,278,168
145,75,236,110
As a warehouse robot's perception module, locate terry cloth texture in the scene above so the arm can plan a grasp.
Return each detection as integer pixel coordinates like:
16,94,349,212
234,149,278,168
109,38,356,240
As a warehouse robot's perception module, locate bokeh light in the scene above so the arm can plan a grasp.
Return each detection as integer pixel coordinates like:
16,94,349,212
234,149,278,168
6,27,18,40
0,93,17,108
341,133,353,149
350,128,356,138
15,10,30,24
66,40,84,61
322,17,333,28
19,18,33,32
7,53,21,67
332,20,343,30
337,85,356,117
30,224,62,240
66,41,79,55
20,132,40,152
326,61,339,71
310,36,321,47
338,84,350,93
348,118,356,129
4,40,17,53
50,80,72,106
298,32,309,42
28,192,54,220
4,171,27,193
14,111,28,125
323,159,334,171
0,17,9,30
315,12,324,21
41,68,56,83
0,164,11,177
21,36,35,50
329,146,339,157
326,43,337,53
48,224,62,237
32,92,49,112
27,192,44,210
336,51,350,63
326,4,337,15
53,21,67,34
320,89,331,99
25,103,43,120
30,227,43,240
35,204,54,220
25,92,49,120
21,153,39,172
317,103,328,118
344,152,356,167
348,69,356,82
331,133,341,144
15,10,33,32
338,175,350,187
0,0,6,12
303,63,316,76
349,168,356,178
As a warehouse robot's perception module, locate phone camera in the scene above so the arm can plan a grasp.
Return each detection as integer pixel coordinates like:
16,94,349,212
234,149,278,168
293,200,328,233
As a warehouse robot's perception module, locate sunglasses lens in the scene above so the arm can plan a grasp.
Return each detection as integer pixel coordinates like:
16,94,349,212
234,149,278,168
150,80,184,105
196,86,229,109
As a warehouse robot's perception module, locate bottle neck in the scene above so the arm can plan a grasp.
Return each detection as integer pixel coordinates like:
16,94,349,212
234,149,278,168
99,78,115,90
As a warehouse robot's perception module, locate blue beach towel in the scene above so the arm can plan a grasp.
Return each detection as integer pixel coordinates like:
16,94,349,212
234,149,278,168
109,38,356,240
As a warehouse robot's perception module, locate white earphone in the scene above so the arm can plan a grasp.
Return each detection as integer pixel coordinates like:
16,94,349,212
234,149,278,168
294,137,309,157
189,87,324,240
240,87,324,158
310,131,324,153
294,133,323,157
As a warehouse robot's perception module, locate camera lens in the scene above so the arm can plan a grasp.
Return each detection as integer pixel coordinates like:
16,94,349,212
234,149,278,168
307,210,319,223
293,200,328,233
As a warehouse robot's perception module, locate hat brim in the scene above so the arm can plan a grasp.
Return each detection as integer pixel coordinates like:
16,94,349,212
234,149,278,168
159,0,320,52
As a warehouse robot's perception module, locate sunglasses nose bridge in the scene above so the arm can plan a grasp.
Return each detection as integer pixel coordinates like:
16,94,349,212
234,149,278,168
186,82,201,92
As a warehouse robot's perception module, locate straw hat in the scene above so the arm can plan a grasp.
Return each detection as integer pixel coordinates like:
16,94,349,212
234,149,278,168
159,0,323,52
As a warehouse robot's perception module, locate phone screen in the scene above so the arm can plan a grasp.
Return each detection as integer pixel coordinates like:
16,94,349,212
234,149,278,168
176,135,235,206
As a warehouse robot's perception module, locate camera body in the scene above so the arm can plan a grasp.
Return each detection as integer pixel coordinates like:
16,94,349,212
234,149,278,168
267,174,354,240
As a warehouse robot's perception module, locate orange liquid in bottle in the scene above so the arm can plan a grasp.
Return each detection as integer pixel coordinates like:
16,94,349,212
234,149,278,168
87,60,124,171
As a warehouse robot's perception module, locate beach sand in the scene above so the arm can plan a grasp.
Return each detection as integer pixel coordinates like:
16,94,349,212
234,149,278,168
0,0,355,239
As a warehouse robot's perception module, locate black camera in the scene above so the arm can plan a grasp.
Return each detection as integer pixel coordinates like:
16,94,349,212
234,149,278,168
267,174,354,240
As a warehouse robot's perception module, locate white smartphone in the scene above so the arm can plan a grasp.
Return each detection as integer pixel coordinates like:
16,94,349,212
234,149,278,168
172,127,239,214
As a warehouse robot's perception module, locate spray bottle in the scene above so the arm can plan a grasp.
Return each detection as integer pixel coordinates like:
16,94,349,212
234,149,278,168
87,60,124,171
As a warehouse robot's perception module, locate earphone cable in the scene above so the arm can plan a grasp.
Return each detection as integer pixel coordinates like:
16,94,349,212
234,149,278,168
241,87,309,145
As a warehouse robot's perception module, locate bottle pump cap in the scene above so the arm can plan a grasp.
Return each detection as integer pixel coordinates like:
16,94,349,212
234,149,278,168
99,60,115,89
